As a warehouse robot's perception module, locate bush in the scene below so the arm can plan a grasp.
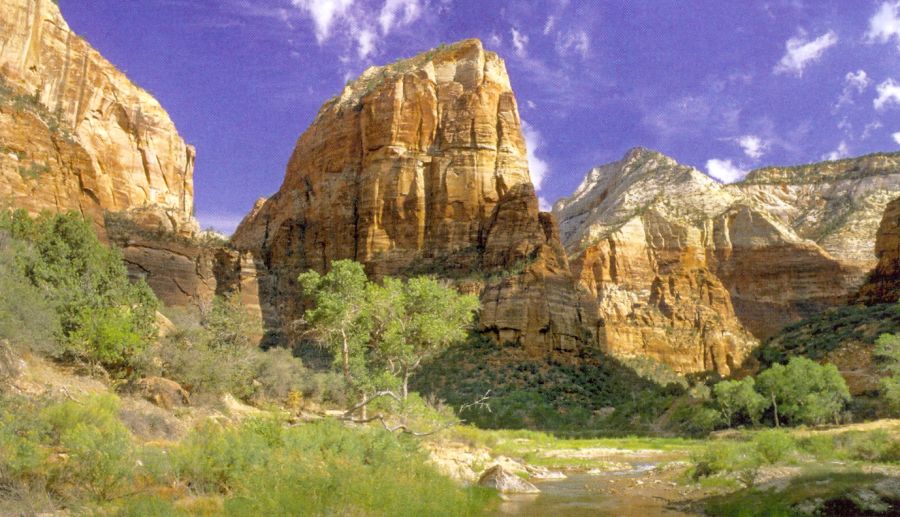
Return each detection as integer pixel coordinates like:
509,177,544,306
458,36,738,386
690,441,760,486
752,429,796,464
0,233,60,354
0,394,135,504
0,211,158,369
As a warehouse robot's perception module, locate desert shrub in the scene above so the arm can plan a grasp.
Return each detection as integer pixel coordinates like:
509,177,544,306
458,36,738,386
690,440,760,486
0,210,158,369
752,429,796,464
0,394,135,504
0,233,60,354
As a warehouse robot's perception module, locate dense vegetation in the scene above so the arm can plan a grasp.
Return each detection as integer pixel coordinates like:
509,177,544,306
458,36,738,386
0,394,493,515
0,210,158,369
412,337,683,435
755,302,900,367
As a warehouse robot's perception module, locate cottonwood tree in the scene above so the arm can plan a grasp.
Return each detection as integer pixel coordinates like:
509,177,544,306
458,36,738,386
713,377,768,427
299,260,479,427
756,357,850,426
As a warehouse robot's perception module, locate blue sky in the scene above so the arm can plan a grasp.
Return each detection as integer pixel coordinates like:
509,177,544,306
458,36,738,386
59,0,900,234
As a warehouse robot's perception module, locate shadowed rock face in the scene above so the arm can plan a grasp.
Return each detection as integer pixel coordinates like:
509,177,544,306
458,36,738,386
233,39,592,354
554,149,899,374
0,0,196,236
856,196,900,305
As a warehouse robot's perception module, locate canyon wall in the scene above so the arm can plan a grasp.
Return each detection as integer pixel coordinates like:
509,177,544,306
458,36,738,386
233,40,592,354
554,149,899,374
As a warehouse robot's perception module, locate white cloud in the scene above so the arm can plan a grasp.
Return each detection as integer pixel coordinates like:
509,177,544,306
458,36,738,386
823,140,850,161
488,32,502,47
291,0,354,42
705,159,747,183
289,0,422,61
774,30,838,77
893,132,900,144
866,1,900,48
521,119,549,190
862,120,883,139
737,135,769,159
378,0,421,34
526,100,537,109
836,69,871,108
556,30,590,59
511,28,529,58
356,27,376,58
543,16,556,36
875,78,900,109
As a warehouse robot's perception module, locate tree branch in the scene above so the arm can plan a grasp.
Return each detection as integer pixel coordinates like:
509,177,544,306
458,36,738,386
342,390,402,418
342,413,456,437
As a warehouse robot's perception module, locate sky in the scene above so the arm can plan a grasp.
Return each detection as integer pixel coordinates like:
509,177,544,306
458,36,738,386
59,0,900,234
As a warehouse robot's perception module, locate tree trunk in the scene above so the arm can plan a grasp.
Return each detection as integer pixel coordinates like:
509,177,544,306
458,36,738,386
340,328,351,382
771,393,780,428
402,369,409,401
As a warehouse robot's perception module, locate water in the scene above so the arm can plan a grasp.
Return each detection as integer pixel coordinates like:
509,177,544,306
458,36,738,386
493,463,700,516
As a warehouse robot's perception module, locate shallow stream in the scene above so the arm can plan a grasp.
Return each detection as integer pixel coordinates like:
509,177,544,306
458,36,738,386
494,462,699,516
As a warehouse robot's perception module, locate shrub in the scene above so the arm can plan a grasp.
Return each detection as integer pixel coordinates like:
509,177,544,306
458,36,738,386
690,440,760,486
0,210,158,369
752,429,796,464
874,332,900,414
0,233,60,354
713,377,768,427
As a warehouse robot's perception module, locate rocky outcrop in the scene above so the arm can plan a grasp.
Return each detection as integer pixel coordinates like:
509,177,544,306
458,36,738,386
0,0,196,235
553,149,894,374
857,196,900,305
233,40,591,353
477,465,540,494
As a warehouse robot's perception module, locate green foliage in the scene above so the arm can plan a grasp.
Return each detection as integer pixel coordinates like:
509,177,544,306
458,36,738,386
752,429,796,464
756,303,900,367
0,211,158,368
874,333,900,414
148,296,348,405
756,357,851,426
300,260,479,403
690,441,761,486
412,335,682,435
0,394,135,504
0,233,60,354
1,394,494,515
713,377,768,427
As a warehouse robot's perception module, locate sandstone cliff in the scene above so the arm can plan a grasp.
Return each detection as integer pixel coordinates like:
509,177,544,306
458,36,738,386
0,0,196,236
553,149,896,374
233,40,591,353
856,196,900,304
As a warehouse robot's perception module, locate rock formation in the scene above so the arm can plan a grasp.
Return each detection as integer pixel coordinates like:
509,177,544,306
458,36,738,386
554,149,899,374
233,39,591,353
0,0,196,235
856,196,900,305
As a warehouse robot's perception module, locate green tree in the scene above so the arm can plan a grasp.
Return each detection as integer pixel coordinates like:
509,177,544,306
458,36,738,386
371,276,479,399
713,377,769,427
0,210,158,368
298,260,373,394
874,332,900,414
299,260,479,418
756,357,850,426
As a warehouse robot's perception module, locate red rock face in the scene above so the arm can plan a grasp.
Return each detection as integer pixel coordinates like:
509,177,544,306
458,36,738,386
0,0,196,236
554,149,895,375
857,197,900,304
233,40,592,352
